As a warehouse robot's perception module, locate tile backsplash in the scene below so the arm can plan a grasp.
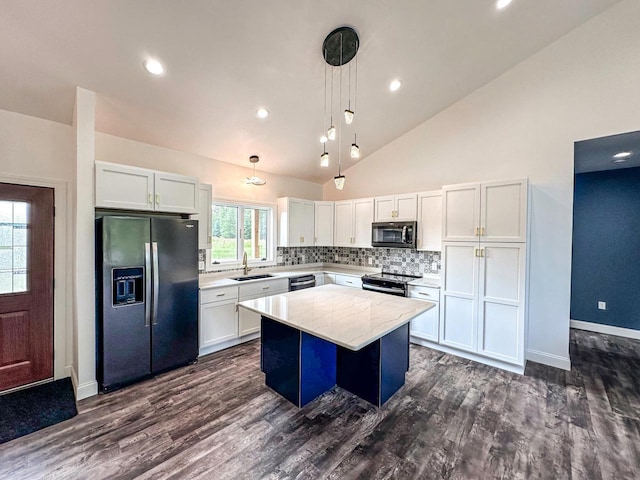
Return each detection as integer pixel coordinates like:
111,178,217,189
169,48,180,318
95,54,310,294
199,246,440,276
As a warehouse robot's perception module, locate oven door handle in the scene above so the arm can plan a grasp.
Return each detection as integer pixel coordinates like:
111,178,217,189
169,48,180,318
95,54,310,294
363,284,406,295
290,279,315,287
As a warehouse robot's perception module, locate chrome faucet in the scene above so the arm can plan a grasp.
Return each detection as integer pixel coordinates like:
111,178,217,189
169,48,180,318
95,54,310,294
242,251,251,276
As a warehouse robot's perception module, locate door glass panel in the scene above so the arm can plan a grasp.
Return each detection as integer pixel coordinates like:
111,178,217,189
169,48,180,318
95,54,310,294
0,201,29,294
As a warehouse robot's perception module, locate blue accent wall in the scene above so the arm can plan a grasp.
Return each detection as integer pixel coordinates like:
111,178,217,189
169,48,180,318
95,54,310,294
571,167,640,330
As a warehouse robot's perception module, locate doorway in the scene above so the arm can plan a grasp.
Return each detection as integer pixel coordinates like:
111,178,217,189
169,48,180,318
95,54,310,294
0,182,54,392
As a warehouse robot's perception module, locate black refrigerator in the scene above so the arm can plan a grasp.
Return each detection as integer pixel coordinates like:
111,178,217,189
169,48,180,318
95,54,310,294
96,216,198,393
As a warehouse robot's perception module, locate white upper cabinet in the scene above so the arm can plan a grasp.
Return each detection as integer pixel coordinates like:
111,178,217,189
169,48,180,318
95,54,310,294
95,161,199,214
334,198,373,247
480,180,528,243
193,183,212,249
95,162,155,211
374,193,417,221
277,197,315,247
154,171,199,214
416,190,442,252
314,201,334,246
442,179,527,243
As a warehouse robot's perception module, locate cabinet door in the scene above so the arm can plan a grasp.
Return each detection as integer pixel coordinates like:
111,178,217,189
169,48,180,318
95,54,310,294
480,179,527,243
194,183,212,249
440,242,479,352
238,293,262,336
300,200,315,246
334,201,353,247
374,195,395,221
315,202,334,246
442,183,481,242
352,198,373,247
324,273,336,284
154,172,199,214
410,302,439,342
335,275,362,288
417,191,442,251
199,299,238,348
95,162,154,211
395,193,418,221
477,243,526,365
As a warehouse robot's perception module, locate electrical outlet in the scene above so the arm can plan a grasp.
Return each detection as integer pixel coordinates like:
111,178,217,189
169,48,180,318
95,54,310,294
368,257,373,265
598,301,607,310
277,256,283,263
198,261,205,271
431,262,439,271
335,254,339,261
301,254,306,263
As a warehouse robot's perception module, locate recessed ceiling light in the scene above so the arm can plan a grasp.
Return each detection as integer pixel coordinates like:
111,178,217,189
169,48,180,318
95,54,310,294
389,79,402,92
496,0,513,10
613,151,632,158
255,108,269,119
143,59,164,75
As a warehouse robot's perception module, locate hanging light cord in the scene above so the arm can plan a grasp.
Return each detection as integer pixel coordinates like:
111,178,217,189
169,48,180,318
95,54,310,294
338,33,343,174
323,49,327,133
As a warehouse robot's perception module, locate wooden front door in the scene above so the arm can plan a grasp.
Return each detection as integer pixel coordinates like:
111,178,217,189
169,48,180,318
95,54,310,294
0,183,54,392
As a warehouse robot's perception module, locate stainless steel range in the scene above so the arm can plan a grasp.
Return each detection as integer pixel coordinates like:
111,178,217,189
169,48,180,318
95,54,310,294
361,272,422,297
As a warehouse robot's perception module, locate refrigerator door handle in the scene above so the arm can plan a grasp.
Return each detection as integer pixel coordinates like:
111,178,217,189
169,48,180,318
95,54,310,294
152,242,160,326
144,242,152,327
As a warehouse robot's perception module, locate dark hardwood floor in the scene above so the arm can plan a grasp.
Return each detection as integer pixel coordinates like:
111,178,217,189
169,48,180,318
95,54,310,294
1,329,640,479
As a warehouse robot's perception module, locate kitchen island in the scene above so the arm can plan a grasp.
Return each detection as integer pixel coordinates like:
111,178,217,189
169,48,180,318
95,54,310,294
238,284,435,407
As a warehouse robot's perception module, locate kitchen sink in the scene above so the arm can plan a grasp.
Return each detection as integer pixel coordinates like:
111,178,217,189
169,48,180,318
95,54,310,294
231,274,275,281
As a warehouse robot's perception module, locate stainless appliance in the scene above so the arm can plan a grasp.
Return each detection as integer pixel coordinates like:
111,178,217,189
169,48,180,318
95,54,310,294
289,274,316,291
361,271,422,297
96,216,199,393
371,221,417,248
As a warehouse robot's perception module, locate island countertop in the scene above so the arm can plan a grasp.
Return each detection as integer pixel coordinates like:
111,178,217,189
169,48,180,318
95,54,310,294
237,284,435,351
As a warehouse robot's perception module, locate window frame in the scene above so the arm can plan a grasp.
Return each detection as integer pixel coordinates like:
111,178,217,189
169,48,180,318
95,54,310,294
207,197,276,271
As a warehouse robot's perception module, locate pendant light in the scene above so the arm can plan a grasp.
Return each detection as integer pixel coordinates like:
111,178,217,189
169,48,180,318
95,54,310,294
245,155,266,185
320,26,360,190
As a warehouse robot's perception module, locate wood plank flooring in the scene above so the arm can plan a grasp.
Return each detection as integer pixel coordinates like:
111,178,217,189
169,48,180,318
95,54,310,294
1,329,640,479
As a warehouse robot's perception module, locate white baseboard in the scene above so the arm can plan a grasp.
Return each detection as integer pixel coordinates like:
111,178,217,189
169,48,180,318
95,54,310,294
525,348,571,371
570,319,640,340
70,365,98,400
410,337,525,375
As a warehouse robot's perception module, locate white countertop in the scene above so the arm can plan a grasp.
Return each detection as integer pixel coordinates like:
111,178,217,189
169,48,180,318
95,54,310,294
199,263,440,289
237,284,435,351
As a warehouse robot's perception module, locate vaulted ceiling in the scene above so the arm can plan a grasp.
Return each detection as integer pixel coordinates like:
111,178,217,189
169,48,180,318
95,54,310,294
0,0,620,182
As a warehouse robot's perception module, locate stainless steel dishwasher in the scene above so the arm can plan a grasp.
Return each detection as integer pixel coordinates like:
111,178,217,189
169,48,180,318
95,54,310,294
288,274,316,291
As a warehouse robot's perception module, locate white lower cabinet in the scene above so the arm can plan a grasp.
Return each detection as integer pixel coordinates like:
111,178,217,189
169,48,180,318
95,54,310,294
334,274,362,289
324,273,336,284
238,278,288,336
440,242,525,366
199,286,239,349
409,286,440,343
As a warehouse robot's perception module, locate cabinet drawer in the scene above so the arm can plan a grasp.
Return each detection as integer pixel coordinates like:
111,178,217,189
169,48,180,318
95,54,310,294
200,286,238,304
335,274,362,289
239,278,289,297
409,286,440,302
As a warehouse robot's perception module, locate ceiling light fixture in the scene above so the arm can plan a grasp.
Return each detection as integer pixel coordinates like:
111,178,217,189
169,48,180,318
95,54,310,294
613,151,632,158
255,108,269,119
245,155,266,186
321,26,360,190
613,158,628,164
351,134,360,159
496,0,513,10
143,58,164,75
389,79,402,92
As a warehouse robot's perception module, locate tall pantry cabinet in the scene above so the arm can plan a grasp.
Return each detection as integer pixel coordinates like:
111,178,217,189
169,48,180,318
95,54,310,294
440,179,528,371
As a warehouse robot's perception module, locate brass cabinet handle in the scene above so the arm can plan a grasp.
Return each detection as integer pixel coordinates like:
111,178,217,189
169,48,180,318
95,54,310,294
480,227,485,236
156,194,160,205
148,193,153,205
475,227,480,236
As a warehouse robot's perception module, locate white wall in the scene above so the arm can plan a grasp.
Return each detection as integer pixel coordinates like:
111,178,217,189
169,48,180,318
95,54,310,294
323,0,640,369
95,133,323,204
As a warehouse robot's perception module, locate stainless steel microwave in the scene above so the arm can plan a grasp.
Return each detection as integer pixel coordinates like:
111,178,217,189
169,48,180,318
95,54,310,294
371,221,417,248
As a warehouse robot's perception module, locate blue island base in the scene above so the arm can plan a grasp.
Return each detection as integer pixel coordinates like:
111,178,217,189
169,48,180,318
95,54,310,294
261,316,410,407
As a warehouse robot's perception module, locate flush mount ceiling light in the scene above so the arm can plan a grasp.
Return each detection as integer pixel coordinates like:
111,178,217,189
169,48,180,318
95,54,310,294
255,107,269,119
389,79,402,92
320,26,361,188
496,0,513,10
613,151,632,158
143,58,164,75
245,155,266,185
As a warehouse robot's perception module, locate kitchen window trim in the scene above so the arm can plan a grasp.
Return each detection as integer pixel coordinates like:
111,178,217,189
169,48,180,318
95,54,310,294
207,197,277,272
